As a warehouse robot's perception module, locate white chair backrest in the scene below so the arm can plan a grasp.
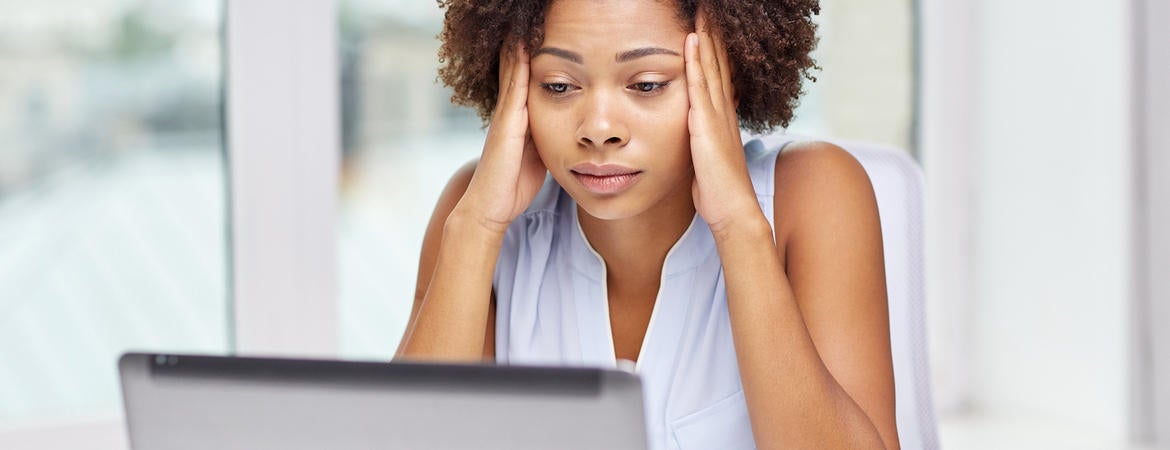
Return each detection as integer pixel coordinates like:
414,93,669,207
747,133,940,450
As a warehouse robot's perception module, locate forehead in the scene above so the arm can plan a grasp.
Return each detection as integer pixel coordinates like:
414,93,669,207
541,0,687,51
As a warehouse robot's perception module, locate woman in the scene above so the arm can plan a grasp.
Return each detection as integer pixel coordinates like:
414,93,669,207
396,0,900,448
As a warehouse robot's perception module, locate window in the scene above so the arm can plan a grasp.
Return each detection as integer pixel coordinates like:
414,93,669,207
337,1,485,359
0,0,228,428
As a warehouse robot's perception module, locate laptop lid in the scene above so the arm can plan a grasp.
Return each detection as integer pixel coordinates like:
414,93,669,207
119,352,648,450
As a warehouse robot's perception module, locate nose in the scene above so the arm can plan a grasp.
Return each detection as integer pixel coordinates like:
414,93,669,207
576,93,629,148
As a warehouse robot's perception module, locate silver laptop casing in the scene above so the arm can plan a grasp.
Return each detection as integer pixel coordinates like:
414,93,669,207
119,352,648,450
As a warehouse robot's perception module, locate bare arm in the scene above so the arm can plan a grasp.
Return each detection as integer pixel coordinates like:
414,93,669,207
394,41,542,363
394,161,497,361
775,143,899,448
717,143,899,449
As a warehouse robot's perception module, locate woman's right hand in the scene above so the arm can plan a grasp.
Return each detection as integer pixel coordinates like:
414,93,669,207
452,40,547,235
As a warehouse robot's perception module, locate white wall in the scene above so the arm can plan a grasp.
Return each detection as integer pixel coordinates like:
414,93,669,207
964,0,1131,438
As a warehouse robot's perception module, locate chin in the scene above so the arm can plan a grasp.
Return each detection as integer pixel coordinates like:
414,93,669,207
568,190,648,221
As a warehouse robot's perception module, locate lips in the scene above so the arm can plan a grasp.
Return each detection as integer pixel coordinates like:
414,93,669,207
570,163,643,195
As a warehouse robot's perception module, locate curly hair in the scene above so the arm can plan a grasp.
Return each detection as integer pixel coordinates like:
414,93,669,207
436,0,820,134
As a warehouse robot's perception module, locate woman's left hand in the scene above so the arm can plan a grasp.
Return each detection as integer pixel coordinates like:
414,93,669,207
685,11,762,236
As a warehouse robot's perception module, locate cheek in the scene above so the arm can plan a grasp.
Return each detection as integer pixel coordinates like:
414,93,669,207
634,92,692,165
526,98,569,162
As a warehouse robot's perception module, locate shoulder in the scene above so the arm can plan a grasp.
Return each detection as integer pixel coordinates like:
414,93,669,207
441,158,480,202
771,140,880,250
773,140,872,191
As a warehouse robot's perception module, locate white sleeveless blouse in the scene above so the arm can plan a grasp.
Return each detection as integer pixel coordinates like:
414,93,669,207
492,138,793,450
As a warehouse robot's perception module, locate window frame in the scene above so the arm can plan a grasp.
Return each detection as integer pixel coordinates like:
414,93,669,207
224,0,341,358
0,416,126,450
1132,0,1170,445
919,0,977,415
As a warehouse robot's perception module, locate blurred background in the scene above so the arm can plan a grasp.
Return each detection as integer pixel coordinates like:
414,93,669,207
0,0,230,431
0,0,1165,448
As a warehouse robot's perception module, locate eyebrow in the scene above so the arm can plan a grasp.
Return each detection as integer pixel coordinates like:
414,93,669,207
532,47,583,64
616,47,681,63
531,46,682,65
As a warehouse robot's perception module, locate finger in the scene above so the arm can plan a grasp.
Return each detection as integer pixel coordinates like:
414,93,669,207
496,42,529,113
711,30,739,130
684,33,713,120
711,26,734,108
501,44,530,133
496,42,514,111
485,43,529,156
696,9,726,110
508,43,530,113
481,48,530,177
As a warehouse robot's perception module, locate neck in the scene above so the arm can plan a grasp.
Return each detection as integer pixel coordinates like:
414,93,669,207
577,179,696,291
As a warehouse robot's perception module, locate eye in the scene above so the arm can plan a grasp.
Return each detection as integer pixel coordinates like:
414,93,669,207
539,82,575,97
629,81,669,95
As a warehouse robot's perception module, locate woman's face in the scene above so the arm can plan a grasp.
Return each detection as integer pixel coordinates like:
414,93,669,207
528,0,692,221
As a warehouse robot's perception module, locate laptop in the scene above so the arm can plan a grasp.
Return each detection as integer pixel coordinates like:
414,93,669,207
119,352,648,450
